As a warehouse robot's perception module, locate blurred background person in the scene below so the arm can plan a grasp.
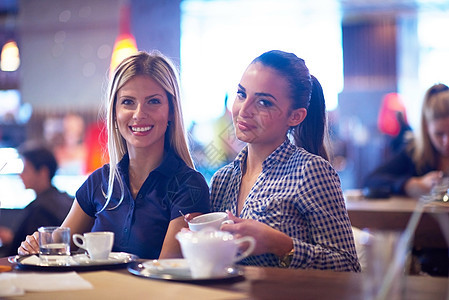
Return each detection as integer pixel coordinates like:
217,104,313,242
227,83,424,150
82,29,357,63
363,83,449,276
364,83,449,199
1,142,74,256
376,93,413,158
52,113,88,175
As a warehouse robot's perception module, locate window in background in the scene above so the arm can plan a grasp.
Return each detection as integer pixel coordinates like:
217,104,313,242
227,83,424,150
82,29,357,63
418,8,449,110
0,90,32,148
0,147,33,209
418,12,449,86
180,0,343,179
0,89,20,122
0,147,87,209
402,5,449,131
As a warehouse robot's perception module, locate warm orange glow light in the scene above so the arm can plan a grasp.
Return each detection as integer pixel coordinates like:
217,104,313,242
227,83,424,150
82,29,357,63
110,33,137,77
109,4,138,77
1,40,20,72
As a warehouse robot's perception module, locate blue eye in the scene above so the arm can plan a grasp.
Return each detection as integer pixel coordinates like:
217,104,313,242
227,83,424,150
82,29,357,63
148,98,161,104
121,99,133,105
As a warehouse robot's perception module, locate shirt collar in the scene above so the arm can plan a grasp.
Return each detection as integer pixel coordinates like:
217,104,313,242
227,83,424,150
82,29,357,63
232,139,295,171
117,148,181,179
263,139,295,170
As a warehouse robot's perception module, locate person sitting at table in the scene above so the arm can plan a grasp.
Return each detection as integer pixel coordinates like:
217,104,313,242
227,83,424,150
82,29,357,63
18,51,210,259
0,143,73,257
208,50,360,271
363,83,449,199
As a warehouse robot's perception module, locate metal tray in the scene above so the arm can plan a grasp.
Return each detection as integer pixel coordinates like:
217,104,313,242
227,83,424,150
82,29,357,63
128,259,244,282
11,252,138,272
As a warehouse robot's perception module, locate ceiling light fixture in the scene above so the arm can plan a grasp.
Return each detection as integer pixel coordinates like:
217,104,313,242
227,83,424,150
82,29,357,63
109,3,138,77
0,39,20,72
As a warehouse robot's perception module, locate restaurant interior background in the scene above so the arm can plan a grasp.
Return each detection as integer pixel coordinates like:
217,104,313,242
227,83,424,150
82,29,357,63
0,0,448,217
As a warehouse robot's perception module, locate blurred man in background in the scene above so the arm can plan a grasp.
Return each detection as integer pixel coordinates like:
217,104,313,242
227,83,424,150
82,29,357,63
0,143,73,256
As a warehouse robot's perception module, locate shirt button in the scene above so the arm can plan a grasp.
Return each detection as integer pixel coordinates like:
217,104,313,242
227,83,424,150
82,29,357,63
138,194,142,199
124,228,128,233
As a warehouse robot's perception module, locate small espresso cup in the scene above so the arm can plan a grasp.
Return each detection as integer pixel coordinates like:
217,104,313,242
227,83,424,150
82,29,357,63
176,229,255,278
38,226,71,266
188,212,234,232
73,231,114,260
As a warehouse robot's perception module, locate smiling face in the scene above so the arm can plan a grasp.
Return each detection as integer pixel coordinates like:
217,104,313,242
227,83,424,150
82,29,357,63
428,116,449,157
232,62,306,149
115,75,170,155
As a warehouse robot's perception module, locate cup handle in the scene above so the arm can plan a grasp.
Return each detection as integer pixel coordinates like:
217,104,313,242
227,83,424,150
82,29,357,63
221,219,234,225
233,236,256,263
72,234,86,250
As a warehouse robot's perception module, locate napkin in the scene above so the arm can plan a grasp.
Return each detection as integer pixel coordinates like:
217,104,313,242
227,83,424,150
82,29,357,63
0,271,93,297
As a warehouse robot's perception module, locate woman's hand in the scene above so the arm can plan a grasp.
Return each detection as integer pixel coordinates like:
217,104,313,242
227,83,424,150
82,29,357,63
18,231,40,255
183,213,194,223
220,211,293,257
405,171,443,198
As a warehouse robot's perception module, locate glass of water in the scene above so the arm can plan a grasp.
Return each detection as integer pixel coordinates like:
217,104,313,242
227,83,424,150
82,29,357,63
431,176,449,201
38,226,71,266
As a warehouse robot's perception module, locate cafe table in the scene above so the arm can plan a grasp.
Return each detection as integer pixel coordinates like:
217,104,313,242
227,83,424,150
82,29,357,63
1,256,448,299
345,194,449,249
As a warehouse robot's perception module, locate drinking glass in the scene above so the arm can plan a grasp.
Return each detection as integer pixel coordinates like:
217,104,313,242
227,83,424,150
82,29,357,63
38,226,71,266
361,229,406,300
431,176,449,201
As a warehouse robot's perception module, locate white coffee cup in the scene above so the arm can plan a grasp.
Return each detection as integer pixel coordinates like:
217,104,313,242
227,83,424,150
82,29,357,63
176,229,255,278
73,231,114,260
188,212,234,232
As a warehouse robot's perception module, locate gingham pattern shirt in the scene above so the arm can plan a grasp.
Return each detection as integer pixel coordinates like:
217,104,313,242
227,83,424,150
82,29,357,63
210,139,361,272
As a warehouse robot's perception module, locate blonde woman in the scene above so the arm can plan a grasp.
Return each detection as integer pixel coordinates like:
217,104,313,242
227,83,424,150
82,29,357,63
364,83,449,198
19,51,210,259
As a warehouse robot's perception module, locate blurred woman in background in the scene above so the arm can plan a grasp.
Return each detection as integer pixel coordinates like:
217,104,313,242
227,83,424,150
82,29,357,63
364,83,449,199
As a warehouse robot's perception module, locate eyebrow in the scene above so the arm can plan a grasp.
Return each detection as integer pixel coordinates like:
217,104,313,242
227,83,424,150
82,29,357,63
238,84,277,101
118,93,163,99
145,93,163,100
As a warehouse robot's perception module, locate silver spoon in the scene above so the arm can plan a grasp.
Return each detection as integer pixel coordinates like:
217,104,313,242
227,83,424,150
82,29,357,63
179,210,190,224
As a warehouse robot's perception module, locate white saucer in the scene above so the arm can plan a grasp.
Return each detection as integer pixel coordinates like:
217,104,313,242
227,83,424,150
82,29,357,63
129,259,243,281
143,258,189,271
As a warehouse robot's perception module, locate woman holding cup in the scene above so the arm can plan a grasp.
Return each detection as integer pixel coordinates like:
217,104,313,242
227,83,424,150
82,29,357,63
209,50,360,271
19,51,210,259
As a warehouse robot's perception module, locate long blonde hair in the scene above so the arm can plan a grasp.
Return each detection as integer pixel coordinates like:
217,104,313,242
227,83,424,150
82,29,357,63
412,83,449,172
100,50,193,213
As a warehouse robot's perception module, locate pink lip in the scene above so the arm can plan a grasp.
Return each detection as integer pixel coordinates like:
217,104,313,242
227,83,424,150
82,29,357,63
236,120,255,131
129,125,153,136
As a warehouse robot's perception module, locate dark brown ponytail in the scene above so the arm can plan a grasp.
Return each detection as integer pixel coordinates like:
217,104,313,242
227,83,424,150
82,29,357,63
293,75,328,160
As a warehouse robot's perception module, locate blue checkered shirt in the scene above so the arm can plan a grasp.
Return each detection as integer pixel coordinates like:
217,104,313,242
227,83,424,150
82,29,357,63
210,139,361,272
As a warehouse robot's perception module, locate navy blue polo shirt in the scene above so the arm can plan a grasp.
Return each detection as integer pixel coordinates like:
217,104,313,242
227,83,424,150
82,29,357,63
76,150,210,259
